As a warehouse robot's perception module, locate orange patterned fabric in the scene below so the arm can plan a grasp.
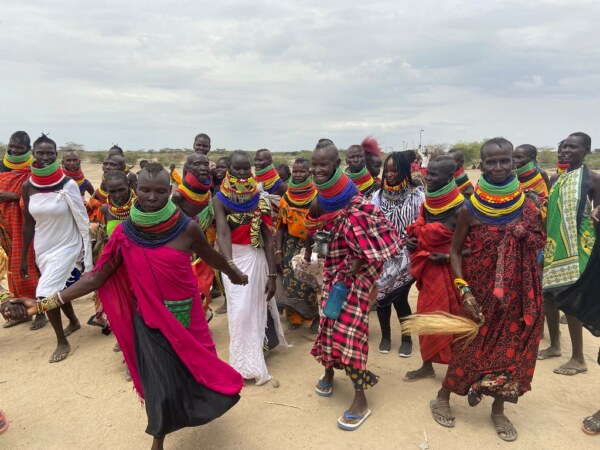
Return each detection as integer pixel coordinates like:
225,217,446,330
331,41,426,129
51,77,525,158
276,197,309,239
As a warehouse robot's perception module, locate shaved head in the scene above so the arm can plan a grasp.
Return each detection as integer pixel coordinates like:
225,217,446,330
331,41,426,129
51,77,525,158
429,155,456,175
313,144,339,161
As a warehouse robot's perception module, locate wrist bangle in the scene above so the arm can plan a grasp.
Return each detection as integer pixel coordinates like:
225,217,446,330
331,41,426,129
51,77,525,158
446,254,450,263
268,273,277,278
57,290,65,305
275,250,282,255
227,259,235,266
453,278,469,290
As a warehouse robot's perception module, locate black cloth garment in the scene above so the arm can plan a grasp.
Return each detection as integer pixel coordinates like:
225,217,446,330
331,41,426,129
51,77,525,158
133,313,240,437
555,223,600,337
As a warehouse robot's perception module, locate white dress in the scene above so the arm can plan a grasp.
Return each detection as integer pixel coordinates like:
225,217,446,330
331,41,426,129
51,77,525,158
29,179,92,297
222,243,288,385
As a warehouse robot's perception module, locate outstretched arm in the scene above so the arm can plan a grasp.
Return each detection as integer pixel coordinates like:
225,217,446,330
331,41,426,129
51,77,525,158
262,222,276,301
189,221,247,285
5,253,123,319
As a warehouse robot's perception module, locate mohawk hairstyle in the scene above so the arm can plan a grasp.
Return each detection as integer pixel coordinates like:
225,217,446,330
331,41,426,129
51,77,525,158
361,135,382,157
33,133,57,151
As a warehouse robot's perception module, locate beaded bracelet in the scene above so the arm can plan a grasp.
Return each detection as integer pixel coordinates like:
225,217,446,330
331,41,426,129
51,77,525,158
453,278,469,290
267,273,277,278
36,292,61,315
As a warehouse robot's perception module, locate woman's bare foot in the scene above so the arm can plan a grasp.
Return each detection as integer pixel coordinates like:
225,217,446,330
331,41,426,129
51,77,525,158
30,314,48,330
49,341,70,363
537,345,561,360
64,319,81,337
403,361,435,382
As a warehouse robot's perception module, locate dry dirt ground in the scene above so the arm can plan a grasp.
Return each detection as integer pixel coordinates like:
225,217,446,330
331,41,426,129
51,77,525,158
1,164,599,449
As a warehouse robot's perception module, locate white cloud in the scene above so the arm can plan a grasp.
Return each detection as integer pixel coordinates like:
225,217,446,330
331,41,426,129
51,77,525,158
0,0,599,151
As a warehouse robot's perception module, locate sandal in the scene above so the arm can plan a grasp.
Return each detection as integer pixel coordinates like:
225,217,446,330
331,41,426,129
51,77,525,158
315,376,333,397
491,413,518,442
582,415,600,436
337,409,372,431
430,399,455,428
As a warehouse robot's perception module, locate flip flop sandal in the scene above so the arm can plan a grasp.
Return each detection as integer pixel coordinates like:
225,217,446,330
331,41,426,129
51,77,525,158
429,399,455,428
582,416,600,436
315,376,333,397
337,409,372,431
553,366,588,376
491,414,518,442
0,410,8,434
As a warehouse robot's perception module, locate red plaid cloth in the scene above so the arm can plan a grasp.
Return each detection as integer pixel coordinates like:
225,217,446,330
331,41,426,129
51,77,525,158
0,168,39,297
311,195,402,370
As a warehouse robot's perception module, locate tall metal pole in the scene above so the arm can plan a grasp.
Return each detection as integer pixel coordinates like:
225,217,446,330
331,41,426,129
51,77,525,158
419,129,424,150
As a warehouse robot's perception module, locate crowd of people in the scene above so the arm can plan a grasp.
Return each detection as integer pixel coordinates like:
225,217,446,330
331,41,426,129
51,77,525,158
0,130,599,447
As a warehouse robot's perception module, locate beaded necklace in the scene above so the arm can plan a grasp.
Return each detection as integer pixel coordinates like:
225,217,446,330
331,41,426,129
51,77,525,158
30,160,66,188
346,166,375,194
123,199,190,248
3,151,33,170
255,164,283,193
216,171,260,213
557,162,570,174
285,177,317,207
424,179,464,215
95,178,109,203
454,167,473,194
63,168,87,187
466,174,525,225
314,166,358,212
381,178,410,201
108,190,136,220
177,171,212,206
515,161,546,195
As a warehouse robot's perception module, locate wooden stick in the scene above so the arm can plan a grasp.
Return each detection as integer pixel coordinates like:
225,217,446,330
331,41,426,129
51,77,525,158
265,401,308,411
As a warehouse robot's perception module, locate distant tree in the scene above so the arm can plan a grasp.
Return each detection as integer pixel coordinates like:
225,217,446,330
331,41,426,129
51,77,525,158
425,144,447,157
59,142,85,152
451,140,487,165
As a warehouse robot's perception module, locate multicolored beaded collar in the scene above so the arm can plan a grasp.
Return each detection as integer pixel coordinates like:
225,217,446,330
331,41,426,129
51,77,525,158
346,166,375,194
381,178,410,201
63,168,87,187
178,171,212,207
108,190,136,220
285,177,317,208
3,151,33,171
314,166,358,212
216,171,260,213
454,167,473,194
123,198,190,248
556,162,570,174
424,179,464,215
466,174,525,225
30,160,66,188
515,161,546,197
255,163,283,194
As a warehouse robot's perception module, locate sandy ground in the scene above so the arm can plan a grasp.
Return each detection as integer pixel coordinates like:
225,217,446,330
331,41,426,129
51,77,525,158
1,165,599,449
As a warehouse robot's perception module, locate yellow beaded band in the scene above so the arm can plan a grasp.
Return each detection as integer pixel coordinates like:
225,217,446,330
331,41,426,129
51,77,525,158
36,292,62,315
453,278,469,290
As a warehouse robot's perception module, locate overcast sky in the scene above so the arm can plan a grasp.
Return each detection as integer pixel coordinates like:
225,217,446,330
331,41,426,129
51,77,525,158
1,0,599,152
